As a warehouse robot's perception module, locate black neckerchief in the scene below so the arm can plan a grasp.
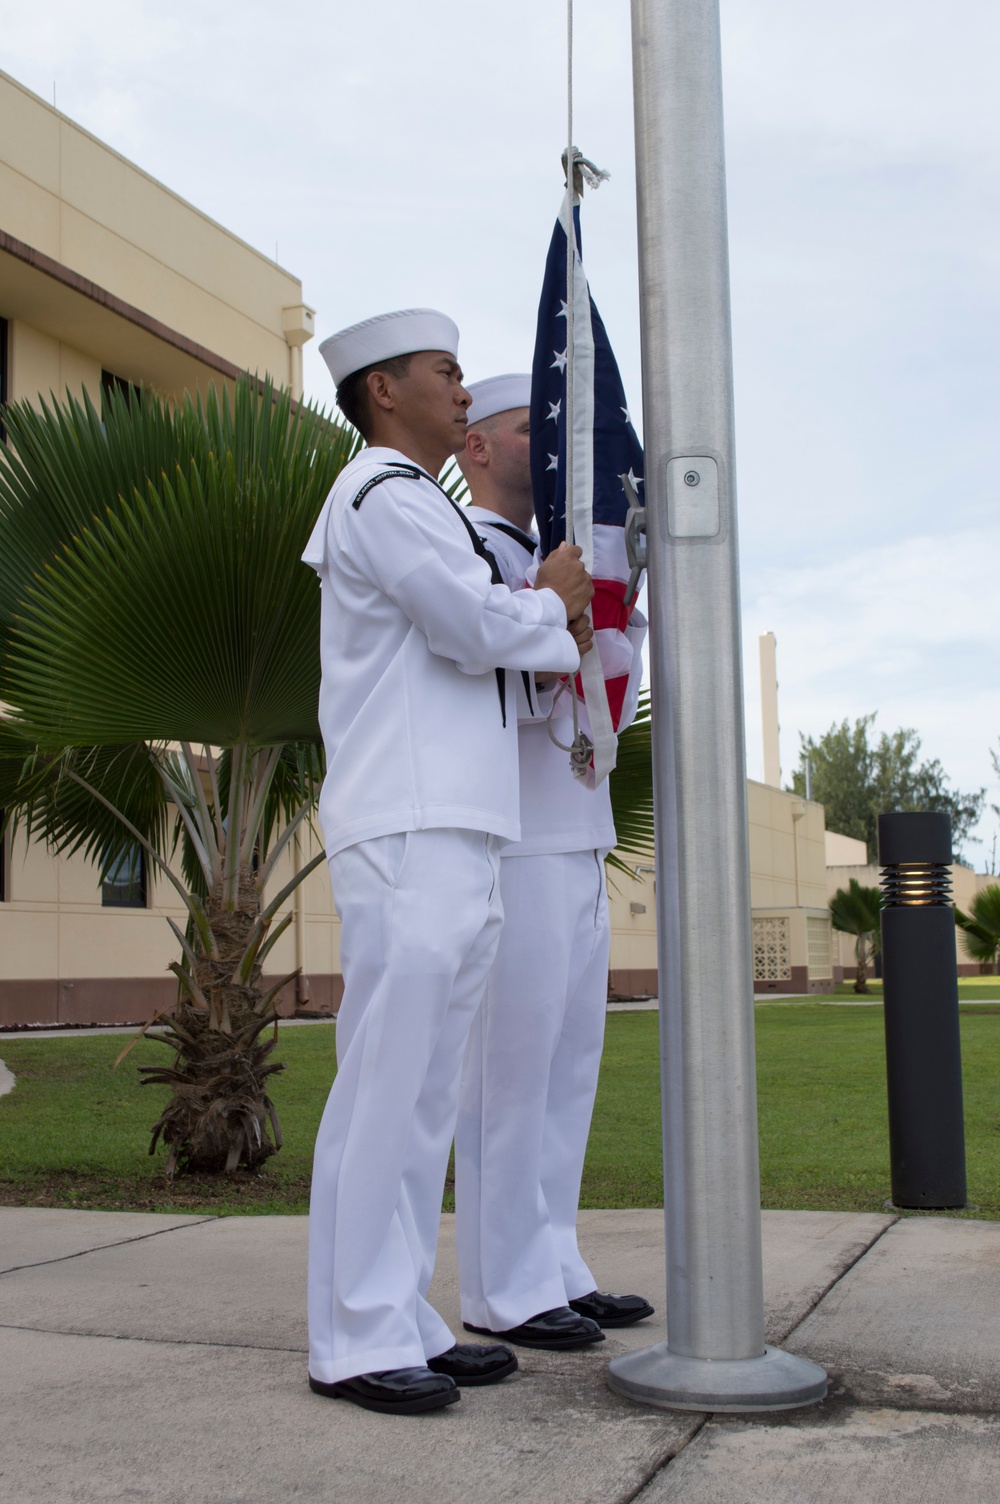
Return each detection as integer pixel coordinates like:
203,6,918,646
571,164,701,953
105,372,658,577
351,464,519,726
480,519,538,556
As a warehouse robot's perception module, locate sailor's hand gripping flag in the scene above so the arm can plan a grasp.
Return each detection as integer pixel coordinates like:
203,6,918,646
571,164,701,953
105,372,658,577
529,168,646,786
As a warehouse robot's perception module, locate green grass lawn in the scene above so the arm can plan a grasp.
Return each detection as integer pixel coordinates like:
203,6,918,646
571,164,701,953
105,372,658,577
1,1005,997,1218
0,1026,335,1216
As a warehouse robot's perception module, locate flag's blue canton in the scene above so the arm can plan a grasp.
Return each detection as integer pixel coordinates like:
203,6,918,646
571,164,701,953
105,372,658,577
529,206,644,558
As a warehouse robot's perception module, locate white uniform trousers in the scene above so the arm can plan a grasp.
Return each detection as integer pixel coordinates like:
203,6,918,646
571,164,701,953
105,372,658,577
454,848,610,1331
308,827,503,1384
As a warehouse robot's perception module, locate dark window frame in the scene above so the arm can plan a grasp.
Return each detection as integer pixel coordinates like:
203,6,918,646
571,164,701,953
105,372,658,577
101,369,142,414
101,845,149,910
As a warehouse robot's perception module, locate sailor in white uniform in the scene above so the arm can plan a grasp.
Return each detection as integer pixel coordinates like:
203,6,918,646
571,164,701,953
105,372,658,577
453,374,654,1351
302,315,595,1415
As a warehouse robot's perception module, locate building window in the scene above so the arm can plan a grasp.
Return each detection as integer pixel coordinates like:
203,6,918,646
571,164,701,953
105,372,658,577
806,914,833,982
752,915,791,983
101,369,142,413
102,845,148,908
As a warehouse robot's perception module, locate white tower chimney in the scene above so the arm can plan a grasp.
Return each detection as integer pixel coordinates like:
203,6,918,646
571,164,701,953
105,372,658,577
759,631,781,788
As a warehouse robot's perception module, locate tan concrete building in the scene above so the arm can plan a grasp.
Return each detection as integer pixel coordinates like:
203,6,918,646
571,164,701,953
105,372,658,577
0,68,313,411
607,781,835,997
610,812,997,998
0,69,316,1025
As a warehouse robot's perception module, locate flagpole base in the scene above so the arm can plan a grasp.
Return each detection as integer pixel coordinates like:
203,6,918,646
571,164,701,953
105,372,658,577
607,1343,828,1413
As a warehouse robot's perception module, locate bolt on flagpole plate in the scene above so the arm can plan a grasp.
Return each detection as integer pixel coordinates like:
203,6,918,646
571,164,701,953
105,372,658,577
610,0,828,1412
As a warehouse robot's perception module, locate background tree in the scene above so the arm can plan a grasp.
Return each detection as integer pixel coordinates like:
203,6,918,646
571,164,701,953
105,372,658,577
955,885,1000,975
0,377,358,1176
791,713,984,862
829,878,882,994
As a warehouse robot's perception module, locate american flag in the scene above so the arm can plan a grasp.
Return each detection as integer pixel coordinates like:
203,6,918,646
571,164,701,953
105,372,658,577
529,189,644,782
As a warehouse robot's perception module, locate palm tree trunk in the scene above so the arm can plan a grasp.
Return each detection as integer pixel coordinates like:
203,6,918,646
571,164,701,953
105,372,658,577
139,865,290,1177
854,933,870,994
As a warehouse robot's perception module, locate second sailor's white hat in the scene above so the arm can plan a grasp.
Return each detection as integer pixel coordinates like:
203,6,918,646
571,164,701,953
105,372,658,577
319,308,460,387
466,373,532,425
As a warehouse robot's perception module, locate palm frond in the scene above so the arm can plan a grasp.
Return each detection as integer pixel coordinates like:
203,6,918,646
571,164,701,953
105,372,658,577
0,720,39,809
439,458,469,503
955,886,1000,966
2,378,359,746
0,385,206,665
830,878,882,937
607,692,654,873
1,738,173,881
954,908,997,964
968,884,1000,938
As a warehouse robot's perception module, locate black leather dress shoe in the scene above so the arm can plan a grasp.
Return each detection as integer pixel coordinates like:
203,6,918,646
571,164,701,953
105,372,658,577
308,1366,460,1414
427,1342,518,1385
464,1305,605,1350
569,1290,655,1327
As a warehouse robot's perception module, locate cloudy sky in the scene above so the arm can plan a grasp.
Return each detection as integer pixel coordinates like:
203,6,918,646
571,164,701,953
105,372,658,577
4,0,999,859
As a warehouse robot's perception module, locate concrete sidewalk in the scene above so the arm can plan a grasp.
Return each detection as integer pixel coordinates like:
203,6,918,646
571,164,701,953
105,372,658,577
1,1207,998,1502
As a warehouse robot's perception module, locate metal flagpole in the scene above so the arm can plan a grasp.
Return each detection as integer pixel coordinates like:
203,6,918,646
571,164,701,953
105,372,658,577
607,0,827,1411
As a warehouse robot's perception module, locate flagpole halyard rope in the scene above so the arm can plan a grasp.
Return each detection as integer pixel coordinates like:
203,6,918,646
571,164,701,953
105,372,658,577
560,0,586,762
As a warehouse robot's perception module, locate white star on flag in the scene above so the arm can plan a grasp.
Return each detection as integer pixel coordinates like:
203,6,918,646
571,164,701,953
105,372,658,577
547,400,562,422
547,453,559,472
557,301,569,320
551,349,568,373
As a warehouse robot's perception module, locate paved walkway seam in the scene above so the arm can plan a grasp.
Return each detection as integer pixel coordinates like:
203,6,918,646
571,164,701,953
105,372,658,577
622,1414,711,1504
617,1215,905,1501
776,1214,900,1344
0,1215,219,1277
0,1320,306,1355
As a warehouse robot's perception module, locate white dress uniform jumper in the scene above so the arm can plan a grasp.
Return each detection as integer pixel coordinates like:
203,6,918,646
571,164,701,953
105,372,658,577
302,452,579,1385
454,508,647,1332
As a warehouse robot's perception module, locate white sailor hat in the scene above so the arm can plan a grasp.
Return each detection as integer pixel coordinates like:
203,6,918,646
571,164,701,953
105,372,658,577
319,308,460,387
466,373,532,425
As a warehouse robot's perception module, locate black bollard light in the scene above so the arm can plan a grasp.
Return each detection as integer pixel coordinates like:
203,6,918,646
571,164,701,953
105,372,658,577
878,812,967,1209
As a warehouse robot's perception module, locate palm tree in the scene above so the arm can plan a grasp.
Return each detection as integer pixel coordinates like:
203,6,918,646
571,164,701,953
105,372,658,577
830,879,882,994
0,377,358,1176
955,885,1000,975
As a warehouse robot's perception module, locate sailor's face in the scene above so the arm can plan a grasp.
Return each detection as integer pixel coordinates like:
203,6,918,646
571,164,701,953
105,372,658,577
397,350,471,456
486,407,531,491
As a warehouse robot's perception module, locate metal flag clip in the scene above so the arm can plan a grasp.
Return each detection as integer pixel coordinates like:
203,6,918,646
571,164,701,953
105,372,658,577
621,472,647,609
